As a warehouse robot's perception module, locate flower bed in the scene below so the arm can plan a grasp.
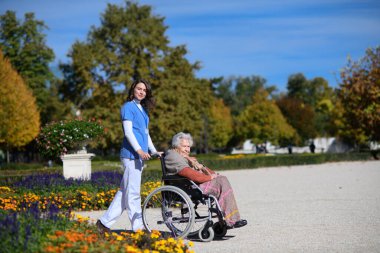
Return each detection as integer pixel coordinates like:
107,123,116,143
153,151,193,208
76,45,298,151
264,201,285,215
0,172,193,252
0,205,193,253
0,179,162,212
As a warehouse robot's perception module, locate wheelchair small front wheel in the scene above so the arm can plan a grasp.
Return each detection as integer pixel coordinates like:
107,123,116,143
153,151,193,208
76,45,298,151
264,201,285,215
213,221,227,238
198,227,214,242
142,186,195,238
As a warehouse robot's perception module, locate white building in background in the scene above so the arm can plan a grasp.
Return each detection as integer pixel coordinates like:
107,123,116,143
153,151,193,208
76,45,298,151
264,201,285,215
232,137,355,155
370,142,380,150
231,140,256,154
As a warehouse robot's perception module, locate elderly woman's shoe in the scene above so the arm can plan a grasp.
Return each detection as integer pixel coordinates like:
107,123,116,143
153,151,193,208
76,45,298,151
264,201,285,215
227,219,248,229
234,219,247,228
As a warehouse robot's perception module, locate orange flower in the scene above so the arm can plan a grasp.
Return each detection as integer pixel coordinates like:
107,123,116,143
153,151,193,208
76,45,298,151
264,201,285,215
44,245,62,253
80,245,89,253
55,230,64,236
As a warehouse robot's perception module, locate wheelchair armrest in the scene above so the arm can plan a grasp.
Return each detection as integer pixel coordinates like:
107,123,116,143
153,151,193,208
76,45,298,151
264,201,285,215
163,174,204,201
163,174,188,181
163,175,198,189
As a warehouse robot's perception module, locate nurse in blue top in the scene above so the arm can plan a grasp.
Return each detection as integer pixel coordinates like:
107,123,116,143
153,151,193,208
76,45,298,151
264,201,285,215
97,79,159,232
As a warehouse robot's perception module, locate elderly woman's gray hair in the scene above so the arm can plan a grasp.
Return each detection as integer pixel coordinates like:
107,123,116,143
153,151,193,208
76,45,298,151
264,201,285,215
171,132,193,148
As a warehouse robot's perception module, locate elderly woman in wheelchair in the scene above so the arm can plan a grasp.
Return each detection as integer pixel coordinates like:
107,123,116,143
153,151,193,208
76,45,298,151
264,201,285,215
142,132,247,241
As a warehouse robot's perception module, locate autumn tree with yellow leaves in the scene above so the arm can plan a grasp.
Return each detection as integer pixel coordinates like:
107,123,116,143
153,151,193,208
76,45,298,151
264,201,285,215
0,50,40,163
337,46,380,145
235,88,298,147
207,98,233,150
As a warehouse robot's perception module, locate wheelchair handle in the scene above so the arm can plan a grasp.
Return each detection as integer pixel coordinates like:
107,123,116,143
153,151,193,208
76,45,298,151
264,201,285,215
150,152,162,159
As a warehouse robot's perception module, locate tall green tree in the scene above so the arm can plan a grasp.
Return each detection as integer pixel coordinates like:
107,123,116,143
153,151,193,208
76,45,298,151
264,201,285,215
287,73,333,107
0,50,40,162
236,89,297,146
285,73,334,137
213,75,276,116
151,46,211,150
81,84,123,152
0,11,56,123
338,46,380,144
287,73,309,102
207,98,233,150
60,1,212,150
276,96,316,144
308,77,334,108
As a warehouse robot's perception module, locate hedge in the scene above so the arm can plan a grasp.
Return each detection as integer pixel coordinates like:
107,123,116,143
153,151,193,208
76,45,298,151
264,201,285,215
200,152,373,171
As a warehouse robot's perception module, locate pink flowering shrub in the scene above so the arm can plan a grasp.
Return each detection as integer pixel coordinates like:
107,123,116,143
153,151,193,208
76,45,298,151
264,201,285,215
36,119,104,159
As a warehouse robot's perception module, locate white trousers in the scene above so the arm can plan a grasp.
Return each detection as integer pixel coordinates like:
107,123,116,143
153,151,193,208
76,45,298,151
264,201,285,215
99,158,144,231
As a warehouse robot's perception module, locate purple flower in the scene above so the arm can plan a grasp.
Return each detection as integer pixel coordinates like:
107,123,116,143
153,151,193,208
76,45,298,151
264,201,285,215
13,172,122,191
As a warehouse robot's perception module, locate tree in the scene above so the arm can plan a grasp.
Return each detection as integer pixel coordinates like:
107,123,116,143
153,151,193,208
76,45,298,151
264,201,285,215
60,1,212,150
276,96,316,144
0,50,40,162
287,73,333,107
285,73,334,137
213,75,276,116
287,73,309,102
235,89,297,146
151,50,212,150
338,46,380,144
207,98,233,150
43,80,71,123
330,98,367,145
308,77,334,108
0,11,56,123
80,84,124,152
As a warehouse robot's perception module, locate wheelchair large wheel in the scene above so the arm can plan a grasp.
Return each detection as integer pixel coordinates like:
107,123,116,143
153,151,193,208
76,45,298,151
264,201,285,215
142,186,195,238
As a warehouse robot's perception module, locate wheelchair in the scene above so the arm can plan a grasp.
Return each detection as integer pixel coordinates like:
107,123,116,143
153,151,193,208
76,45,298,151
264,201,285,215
142,154,229,242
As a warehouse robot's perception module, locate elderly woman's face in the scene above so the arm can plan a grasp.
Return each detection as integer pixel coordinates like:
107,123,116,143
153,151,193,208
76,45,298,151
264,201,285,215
178,139,191,156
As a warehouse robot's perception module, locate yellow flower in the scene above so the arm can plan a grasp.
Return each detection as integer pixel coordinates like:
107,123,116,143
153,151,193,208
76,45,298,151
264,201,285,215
125,245,140,253
151,233,159,239
175,248,184,253
0,186,13,193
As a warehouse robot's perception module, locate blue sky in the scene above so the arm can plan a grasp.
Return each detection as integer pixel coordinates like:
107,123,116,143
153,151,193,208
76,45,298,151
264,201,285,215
1,0,380,91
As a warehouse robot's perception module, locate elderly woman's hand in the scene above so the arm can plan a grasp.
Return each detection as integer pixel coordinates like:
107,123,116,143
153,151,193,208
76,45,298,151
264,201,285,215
186,156,198,165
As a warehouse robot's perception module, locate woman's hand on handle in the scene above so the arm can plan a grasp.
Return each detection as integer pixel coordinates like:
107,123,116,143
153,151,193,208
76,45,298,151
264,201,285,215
151,152,164,159
154,151,164,156
137,149,151,160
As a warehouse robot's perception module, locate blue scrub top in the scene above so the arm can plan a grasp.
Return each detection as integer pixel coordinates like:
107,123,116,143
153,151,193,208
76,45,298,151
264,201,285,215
120,101,149,159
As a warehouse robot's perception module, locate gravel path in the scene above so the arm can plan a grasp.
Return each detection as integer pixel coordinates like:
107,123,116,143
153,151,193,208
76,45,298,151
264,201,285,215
76,160,380,253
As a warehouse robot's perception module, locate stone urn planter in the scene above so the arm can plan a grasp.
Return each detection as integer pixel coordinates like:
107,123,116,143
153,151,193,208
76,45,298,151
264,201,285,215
36,119,104,181
62,143,95,180
61,153,95,180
